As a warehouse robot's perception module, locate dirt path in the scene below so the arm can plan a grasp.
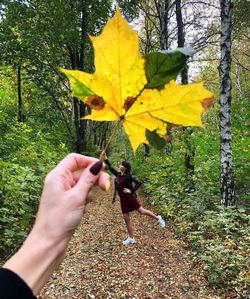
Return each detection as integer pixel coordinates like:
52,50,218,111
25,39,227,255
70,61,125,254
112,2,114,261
40,186,210,299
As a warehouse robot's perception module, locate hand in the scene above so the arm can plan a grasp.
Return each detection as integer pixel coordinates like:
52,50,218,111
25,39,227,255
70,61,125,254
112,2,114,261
123,188,131,194
3,153,110,295
34,153,110,243
101,150,107,160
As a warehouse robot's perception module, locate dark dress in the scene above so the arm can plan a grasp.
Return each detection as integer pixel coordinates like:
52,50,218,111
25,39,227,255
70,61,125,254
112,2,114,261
105,159,142,214
116,175,141,214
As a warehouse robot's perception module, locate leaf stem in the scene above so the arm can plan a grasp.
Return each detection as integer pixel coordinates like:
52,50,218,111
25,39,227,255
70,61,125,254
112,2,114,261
99,119,121,160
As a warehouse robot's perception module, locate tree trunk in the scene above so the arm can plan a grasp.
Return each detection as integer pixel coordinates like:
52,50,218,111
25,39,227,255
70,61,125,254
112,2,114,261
73,97,81,153
144,17,153,54
143,143,150,158
175,0,188,84
17,65,24,122
99,122,109,149
176,0,195,187
79,101,87,153
156,0,170,50
219,0,235,206
68,5,88,154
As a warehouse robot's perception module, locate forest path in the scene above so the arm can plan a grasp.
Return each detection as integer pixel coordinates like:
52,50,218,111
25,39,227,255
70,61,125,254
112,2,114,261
40,186,209,299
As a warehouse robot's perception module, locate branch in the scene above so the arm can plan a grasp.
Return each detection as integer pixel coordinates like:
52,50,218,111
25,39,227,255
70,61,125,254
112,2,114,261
232,56,250,72
24,67,74,139
38,57,72,93
193,58,220,62
192,32,220,50
241,51,250,58
183,1,220,10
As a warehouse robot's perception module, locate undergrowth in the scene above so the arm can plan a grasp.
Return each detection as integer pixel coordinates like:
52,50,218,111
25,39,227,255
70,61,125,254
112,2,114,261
131,118,249,298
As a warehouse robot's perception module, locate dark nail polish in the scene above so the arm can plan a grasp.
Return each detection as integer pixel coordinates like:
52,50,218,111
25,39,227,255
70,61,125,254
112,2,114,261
89,160,103,175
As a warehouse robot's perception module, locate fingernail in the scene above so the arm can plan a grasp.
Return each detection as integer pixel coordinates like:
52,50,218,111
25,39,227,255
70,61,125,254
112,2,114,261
89,160,103,176
105,180,111,192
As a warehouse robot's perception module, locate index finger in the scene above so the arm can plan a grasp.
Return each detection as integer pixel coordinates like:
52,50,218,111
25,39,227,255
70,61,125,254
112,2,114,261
53,153,99,174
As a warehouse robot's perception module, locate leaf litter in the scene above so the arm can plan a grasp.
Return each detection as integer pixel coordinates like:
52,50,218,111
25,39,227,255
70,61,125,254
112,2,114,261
39,186,213,299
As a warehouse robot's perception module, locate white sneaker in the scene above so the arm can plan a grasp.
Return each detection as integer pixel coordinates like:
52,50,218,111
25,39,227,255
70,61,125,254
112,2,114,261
157,215,166,228
122,237,136,245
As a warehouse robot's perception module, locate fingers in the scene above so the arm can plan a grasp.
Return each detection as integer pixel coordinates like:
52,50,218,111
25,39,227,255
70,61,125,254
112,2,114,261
98,172,110,191
53,153,98,174
74,160,109,197
49,154,110,195
71,161,110,192
72,169,110,192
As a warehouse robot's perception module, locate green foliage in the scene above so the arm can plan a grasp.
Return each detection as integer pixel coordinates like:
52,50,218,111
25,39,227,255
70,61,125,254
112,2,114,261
0,162,41,257
233,0,250,29
188,209,249,288
116,0,140,22
231,99,250,205
0,118,68,260
0,1,141,262
0,67,69,261
131,95,249,295
0,3,248,297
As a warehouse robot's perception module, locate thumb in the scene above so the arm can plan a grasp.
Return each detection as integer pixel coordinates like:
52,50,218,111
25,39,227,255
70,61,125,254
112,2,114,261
75,160,103,196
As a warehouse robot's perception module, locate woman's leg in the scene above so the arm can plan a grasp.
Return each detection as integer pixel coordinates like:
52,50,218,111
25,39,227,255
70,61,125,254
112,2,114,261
137,207,158,220
137,207,166,227
123,213,134,238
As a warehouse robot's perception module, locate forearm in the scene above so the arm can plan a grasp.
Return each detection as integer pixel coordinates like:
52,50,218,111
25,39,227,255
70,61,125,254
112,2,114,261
131,179,142,193
105,159,118,176
131,182,141,193
2,155,108,296
3,226,69,295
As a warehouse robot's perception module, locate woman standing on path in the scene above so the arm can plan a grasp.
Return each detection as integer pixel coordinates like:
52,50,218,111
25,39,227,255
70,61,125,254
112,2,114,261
104,154,165,245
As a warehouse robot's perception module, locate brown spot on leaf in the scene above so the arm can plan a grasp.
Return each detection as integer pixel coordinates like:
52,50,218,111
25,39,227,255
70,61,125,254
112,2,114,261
85,95,105,110
202,96,214,111
123,96,137,112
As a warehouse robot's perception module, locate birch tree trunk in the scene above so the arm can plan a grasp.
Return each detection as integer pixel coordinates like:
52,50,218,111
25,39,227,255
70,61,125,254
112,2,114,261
219,0,235,206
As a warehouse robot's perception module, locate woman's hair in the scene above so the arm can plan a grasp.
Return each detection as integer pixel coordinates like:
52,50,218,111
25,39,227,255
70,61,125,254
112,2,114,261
121,161,131,174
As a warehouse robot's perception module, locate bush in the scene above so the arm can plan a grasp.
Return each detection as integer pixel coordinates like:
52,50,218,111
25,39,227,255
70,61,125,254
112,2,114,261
131,114,249,296
0,119,69,261
0,162,41,258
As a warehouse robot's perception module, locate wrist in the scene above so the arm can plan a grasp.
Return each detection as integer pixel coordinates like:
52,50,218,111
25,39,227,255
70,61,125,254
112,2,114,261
30,223,70,253
28,225,70,259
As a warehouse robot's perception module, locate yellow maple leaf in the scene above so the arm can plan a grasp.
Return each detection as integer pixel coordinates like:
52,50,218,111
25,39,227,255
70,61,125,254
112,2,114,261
62,9,214,152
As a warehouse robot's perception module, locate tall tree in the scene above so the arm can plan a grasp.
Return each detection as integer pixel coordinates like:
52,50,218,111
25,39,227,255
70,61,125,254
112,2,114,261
139,0,177,53
0,0,115,153
219,0,235,206
155,0,172,50
0,0,75,142
140,1,158,53
175,0,196,186
175,0,188,83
